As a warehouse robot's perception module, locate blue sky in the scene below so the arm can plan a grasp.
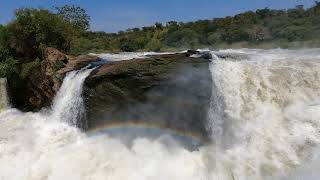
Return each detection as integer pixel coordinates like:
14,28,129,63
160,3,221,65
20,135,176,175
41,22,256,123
0,0,316,32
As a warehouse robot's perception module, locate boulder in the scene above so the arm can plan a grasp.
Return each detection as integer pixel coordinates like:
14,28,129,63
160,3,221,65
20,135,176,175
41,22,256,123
186,49,200,56
84,52,212,141
200,52,213,60
9,48,213,141
10,48,100,110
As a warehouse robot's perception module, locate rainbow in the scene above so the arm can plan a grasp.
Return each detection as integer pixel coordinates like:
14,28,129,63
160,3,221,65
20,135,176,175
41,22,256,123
86,121,209,145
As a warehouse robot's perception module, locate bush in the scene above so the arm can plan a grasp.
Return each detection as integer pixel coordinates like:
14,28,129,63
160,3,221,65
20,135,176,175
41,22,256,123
6,8,81,60
20,58,41,78
0,57,18,78
278,26,309,41
53,60,65,72
146,39,162,52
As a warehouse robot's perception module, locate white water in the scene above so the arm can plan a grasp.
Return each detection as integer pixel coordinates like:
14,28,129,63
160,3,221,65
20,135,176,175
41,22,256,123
1,49,320,180
50,68,94,127
90,52,174,61
206,48,320,179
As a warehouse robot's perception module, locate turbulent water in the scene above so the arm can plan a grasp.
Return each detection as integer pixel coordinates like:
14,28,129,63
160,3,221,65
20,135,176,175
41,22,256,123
1,49,320,180
50,68,94,128
89,52,174,61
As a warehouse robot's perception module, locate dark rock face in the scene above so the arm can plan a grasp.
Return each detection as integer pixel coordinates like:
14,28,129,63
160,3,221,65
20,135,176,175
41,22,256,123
84,53,212,141
186,50,200,56
200,52,213,60
9,48,100,110
9,48,213,141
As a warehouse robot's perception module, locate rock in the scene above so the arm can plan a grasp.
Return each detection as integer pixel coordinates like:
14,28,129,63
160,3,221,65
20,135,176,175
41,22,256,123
9,48,99,110
186,50,212,60
9,49,213,141
84,53,212,141
57,55,101,75
44,48,68,72
42,48,69,92
200,52,213,60
186,50,200,56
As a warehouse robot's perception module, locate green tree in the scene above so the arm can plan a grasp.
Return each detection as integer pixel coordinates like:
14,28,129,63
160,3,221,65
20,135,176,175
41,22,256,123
0,25,6,44
155,22,163,29
279,26,309,41
146,39,162,52
0,57,17,78
6,8,78,59
56,5,91,31
288,5,305,18
0,25,10,62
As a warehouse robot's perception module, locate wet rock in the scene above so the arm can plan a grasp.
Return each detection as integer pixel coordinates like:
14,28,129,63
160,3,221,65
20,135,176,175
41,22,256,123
186,50,200,56
10,48,99,110
9,48,213,141
84,53,212,141
200,52,213,60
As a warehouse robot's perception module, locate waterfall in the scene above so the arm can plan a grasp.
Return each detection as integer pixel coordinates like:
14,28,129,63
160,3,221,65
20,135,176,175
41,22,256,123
50,67,95,127
0,78,9,112
205,49,320,179
1,49,320,180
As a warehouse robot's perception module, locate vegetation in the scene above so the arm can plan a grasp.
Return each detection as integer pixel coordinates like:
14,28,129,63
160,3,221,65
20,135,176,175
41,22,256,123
0,5,89,78
1,2,320,78
56,5,91,31
0,57,18,78
20,58,41,79
72,2,320,53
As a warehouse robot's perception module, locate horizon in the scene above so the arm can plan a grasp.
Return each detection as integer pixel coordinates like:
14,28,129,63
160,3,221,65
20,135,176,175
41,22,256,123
0,0,316,32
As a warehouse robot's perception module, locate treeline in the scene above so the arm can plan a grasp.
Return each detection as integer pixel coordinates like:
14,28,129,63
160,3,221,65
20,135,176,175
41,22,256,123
73,2,320,53
1,2,320,78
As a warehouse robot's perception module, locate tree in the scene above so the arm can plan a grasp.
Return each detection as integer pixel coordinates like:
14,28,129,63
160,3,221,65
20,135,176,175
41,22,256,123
165,28,198,47
288,5,305,18
56,5,90,31
146,39,162,52
0,25,7,49
256,8,272,19
155,22,163,29
0,25,6,44
279,26,309,41
0,57,17,78
222,28,250,43
208,32,222,45
6,8,77,59
0,25,11,62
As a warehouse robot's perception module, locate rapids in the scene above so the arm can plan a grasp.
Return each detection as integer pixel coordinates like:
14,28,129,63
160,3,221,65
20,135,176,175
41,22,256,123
1,49,320,180
89,52,174,61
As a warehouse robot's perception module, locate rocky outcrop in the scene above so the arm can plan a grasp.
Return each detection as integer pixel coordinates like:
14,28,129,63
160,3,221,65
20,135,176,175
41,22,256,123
84,52,212,140
9,48,213,140
9,48,100,110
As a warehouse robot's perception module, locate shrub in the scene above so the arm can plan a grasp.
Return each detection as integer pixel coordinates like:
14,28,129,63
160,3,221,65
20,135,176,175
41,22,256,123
20,58,41,78
0,57,18,78
6,8,81,60
53,60,66,72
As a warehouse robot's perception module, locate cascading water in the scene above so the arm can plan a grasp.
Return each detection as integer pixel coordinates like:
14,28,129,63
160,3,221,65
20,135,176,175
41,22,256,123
0,49,320,180
50,67,95,128
0,78,9,112
205,48,320,180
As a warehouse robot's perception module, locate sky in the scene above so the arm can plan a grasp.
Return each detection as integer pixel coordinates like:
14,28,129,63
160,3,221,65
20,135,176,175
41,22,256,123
0,0,316,32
